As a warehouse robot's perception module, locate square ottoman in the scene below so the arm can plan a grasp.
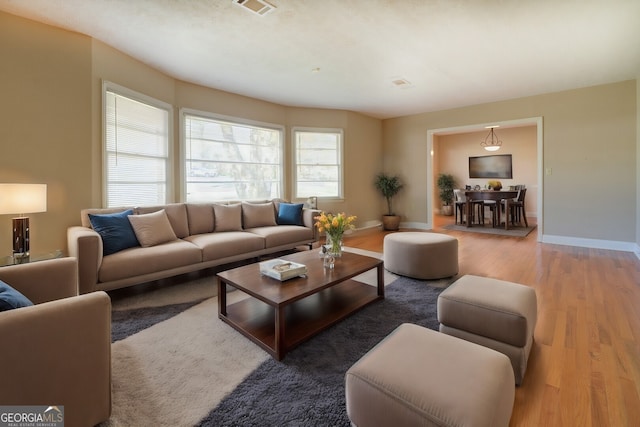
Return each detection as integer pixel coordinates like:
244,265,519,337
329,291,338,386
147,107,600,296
345,323,514,427
437,275,537,385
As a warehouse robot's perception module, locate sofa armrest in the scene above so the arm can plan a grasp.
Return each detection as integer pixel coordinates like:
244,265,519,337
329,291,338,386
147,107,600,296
302,208,322,241
0,291,112,426
0,258,78,304
67,226,102,294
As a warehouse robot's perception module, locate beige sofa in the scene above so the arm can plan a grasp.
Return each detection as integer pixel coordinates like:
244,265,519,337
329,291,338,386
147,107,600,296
0,257,111,427
67,200,320,294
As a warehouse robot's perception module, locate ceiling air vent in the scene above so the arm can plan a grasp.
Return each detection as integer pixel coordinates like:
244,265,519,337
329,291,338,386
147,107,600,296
233,0,276,16
391,77,412,88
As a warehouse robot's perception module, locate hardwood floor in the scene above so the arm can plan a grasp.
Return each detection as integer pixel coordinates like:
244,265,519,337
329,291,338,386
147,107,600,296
344,214,640,426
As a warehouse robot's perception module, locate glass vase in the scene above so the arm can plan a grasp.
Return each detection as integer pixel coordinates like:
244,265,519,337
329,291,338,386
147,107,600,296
326,234,343,258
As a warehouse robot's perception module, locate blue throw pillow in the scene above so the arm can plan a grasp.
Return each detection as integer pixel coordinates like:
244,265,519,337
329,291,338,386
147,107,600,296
0,280,34,312
277,203,304,225
89,209,140,256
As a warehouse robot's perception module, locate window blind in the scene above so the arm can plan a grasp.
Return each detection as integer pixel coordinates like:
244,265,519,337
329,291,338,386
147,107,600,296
183,113,283,202
104,88,170,207
293,129,343,198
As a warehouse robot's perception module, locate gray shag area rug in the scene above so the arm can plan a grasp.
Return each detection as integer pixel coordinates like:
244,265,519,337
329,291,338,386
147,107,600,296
104,245,451,427
111,300,205,342
107,275,448,426
198,276,445,426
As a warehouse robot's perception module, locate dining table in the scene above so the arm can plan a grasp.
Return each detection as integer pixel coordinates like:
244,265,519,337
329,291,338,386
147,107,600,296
464,190,519,229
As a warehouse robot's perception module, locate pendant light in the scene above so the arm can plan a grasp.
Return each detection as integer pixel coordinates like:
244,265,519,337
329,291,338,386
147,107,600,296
481,126,502,151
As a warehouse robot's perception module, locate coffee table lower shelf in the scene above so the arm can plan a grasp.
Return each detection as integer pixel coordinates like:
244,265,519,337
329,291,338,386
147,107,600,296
219,279,382,360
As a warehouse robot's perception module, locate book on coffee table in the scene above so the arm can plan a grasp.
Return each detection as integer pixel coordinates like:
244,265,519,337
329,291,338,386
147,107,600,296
259,259,308,281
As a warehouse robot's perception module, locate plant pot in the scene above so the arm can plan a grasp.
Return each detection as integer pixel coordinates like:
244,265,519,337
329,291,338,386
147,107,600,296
382,215,401,231
441,205,453,216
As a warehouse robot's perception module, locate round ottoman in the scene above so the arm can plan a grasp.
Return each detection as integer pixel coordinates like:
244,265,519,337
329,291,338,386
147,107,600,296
383,232,458,279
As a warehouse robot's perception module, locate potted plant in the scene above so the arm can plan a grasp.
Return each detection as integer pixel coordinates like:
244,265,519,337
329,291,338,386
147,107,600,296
437,173,455,216
374,173,403,230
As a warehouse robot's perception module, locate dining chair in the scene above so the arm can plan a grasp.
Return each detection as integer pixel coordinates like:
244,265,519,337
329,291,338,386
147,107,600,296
503,188,528,227
483,199,499,227
454,189,483,225
499,185,525,215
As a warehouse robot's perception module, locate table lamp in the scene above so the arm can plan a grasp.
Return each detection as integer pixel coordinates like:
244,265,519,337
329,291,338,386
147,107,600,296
0,183,47,260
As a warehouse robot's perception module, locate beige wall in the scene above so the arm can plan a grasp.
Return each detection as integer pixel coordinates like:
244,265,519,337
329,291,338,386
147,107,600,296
91,40,177,208
0,11,383,254
175,83,383,226
284,109,383,227
637,77,640,253
2,11,637,254
383,80,637,245
434,126,537,216
0,12,92,255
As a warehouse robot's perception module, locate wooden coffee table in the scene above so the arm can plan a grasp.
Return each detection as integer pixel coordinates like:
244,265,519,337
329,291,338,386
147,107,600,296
217,250,384,360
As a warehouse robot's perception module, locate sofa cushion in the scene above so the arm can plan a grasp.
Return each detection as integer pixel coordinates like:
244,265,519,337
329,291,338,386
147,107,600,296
0,279,34,311
213,203,242,232
277,203,304,225
246,225,314,248
184,232,265,262
186,203,214,235
98,240,202,283
88,209,140,256
136,203,190,238
242,202,277,229
128,209,178,247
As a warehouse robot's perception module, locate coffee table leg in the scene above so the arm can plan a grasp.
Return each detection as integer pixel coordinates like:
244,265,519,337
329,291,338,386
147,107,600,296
275,305,285,360
377,263,384,297
218,278,227,317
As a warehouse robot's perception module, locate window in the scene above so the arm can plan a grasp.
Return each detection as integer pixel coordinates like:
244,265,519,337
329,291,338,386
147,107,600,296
182,110,283,202
293,128,343,199
103,82,172,207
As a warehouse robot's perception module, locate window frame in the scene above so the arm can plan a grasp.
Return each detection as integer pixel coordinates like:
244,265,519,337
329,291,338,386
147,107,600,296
179,108,285,203
292,127,345,201
102,81,173,208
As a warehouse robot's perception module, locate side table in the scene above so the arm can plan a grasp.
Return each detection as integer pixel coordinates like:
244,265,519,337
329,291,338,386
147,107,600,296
0,250,65,267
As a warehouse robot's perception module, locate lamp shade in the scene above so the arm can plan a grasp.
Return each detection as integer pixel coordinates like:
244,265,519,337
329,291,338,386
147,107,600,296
0,184,47,215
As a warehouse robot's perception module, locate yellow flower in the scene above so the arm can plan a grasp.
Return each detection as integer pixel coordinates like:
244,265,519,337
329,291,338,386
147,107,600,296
314,212,357,240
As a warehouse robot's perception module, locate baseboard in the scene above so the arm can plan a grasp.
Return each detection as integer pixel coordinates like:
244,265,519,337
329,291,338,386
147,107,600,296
400,221,431,230
357,220,640,256
355,220,383,230
542,234,639,254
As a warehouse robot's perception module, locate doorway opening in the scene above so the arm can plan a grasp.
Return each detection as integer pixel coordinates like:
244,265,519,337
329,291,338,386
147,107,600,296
426,117,543,241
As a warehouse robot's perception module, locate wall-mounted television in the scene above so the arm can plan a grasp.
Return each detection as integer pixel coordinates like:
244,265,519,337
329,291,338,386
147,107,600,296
469,154,513,179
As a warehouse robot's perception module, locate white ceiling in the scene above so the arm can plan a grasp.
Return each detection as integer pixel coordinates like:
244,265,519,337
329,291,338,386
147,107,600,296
2,0,639,119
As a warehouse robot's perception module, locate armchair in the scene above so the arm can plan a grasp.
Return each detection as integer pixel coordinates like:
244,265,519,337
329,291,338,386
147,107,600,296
0,258,111,427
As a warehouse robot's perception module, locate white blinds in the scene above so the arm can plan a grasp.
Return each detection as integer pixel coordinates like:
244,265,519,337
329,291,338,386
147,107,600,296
294,129,343,198
184,113,282,202
105,89,170,207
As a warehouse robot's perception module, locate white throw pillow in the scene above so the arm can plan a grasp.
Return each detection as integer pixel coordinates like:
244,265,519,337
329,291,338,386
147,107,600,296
128,209,178,247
